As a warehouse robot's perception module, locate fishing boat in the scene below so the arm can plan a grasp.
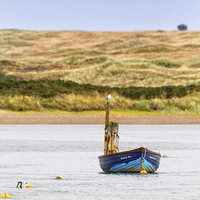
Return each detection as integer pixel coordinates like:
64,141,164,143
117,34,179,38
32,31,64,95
98,98,161,174
98,147,161,173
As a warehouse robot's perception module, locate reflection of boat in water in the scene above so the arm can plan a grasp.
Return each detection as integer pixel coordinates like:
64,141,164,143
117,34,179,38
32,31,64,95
98,147,161,173
98,99,161,174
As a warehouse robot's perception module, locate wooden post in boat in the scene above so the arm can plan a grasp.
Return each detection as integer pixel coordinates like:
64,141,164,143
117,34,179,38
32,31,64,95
104,102,110,155
105,102,110,129
104,102,119,155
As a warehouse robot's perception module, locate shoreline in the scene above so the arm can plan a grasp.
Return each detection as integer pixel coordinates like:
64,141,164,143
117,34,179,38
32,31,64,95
0,111,200,124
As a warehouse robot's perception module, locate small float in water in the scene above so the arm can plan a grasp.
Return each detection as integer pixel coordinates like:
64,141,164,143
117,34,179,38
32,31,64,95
0,193,10,199
98,97,161,173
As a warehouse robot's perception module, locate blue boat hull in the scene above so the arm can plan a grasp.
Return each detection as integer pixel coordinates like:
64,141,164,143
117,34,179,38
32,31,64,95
98,147,161,173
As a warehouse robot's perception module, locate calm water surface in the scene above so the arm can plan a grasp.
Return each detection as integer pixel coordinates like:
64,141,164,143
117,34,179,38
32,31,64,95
0,125,200,200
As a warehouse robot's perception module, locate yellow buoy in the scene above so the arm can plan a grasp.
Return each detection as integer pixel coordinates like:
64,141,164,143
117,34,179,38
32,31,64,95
0,193,10,198
140,170,147,174
56,176,64,179
26,184,34,188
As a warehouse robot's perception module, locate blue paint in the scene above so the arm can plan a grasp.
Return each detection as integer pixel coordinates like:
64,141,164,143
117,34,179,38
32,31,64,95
98,147,161,173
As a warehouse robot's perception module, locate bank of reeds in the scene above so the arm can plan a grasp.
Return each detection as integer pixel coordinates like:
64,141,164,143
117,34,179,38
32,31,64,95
1,92,200,115
132,97,200,115
0,92,132,111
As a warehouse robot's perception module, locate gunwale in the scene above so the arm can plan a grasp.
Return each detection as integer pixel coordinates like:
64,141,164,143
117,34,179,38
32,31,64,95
98,147,161,158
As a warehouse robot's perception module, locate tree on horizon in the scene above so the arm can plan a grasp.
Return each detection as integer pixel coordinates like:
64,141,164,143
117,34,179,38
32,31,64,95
178,24,187,31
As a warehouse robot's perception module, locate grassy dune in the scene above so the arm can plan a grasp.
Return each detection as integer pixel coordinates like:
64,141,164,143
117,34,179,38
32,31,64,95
1,29,200,115
1,29,200,87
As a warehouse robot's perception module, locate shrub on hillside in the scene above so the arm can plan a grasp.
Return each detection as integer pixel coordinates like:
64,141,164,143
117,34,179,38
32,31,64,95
151,59,182,68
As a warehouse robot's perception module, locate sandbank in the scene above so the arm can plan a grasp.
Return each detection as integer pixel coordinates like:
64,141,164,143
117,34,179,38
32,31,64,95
0,110,200,124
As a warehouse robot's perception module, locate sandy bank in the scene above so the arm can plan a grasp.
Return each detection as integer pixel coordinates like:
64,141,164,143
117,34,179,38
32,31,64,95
0,110,200,124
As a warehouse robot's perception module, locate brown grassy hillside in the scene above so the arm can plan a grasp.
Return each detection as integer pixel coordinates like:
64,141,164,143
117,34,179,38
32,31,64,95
1,29,200,87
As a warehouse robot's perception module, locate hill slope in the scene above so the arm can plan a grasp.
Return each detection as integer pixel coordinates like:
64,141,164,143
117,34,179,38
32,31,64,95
1,30,200,87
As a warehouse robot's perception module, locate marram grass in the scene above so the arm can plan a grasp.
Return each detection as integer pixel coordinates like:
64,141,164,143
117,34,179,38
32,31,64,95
1,30,200,87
